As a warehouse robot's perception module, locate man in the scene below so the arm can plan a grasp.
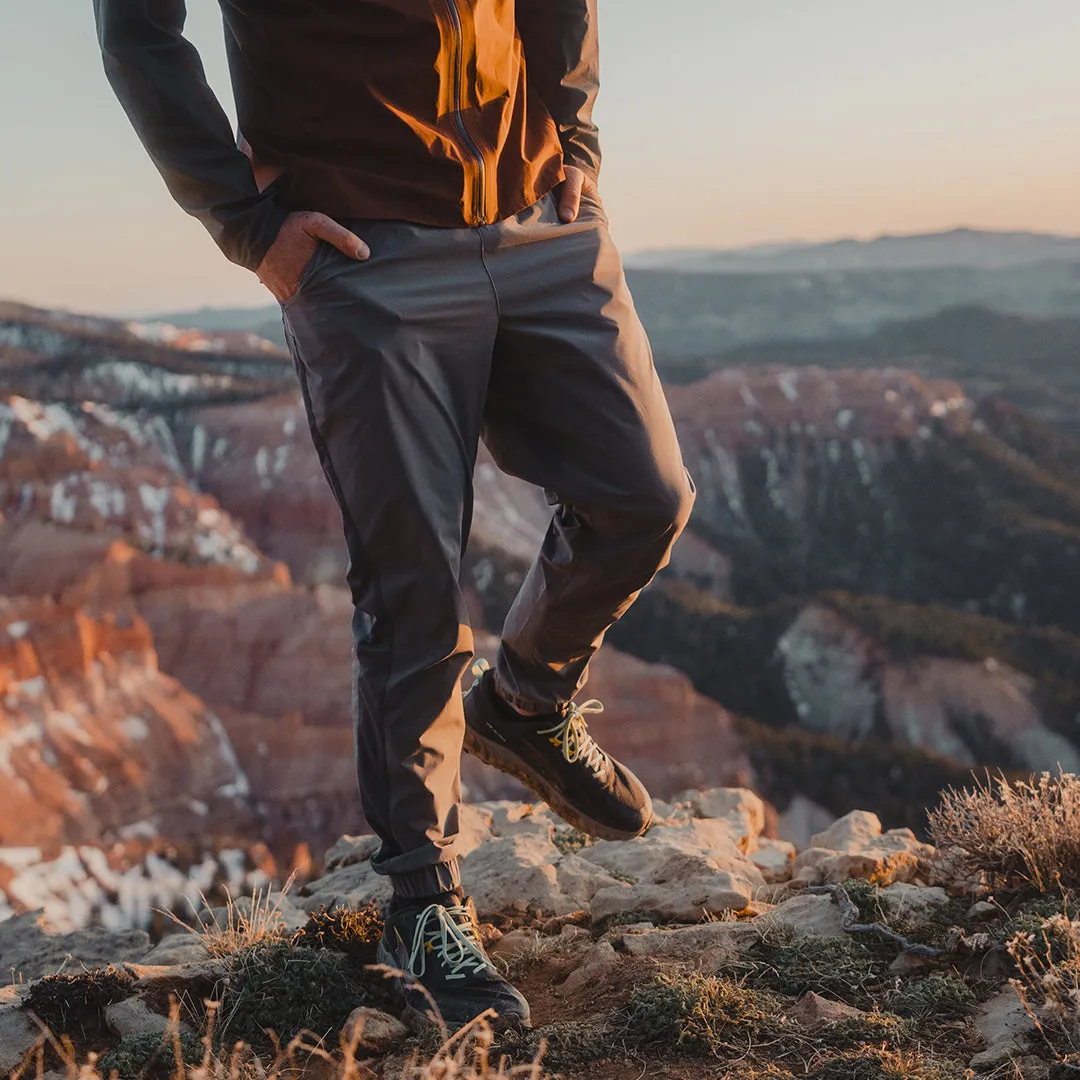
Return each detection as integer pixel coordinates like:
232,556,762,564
94,0,694,1031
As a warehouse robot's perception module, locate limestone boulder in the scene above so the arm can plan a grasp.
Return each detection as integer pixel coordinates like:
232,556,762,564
758,893,849,938
969,990,1037,1069
344,1007,409,1055
790,992,866,1028
792,812,935,886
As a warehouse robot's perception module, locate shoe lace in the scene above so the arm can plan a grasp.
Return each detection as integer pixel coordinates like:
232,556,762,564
471,659,610,777
539,700,609,777
407,903,494,982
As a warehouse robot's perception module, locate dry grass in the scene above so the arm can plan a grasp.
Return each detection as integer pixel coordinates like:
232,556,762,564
12,1001,551,1080
186,873,300,959
929,770,1080,892
1008,911,1080,1067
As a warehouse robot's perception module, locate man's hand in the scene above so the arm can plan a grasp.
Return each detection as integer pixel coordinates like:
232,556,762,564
257,211,369,302
558,165,599,223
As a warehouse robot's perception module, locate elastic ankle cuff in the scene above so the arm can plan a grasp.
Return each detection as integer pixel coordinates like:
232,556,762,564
492,674,552,717
390,859,461,900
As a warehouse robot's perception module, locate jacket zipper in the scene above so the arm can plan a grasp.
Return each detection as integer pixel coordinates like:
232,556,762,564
440,0,488,224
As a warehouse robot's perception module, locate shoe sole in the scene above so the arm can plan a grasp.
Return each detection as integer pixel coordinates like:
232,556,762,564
463,727,653,841
375,941,531,1033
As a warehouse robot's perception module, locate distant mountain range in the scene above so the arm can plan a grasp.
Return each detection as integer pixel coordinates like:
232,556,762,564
625,227,1080,273
149,228,1080,360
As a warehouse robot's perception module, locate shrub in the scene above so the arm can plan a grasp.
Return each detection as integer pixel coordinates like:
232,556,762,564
929,771,1080,892
616,972,784,1053
215,941,373,1052
24,968,135,1044
97,1032,205,1080
889,973,975,1019
1008,912,1080,1062
742,926,887,1003
294,904,384,964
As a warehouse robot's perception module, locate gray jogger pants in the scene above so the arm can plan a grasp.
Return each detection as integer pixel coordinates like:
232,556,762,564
280,191,694,898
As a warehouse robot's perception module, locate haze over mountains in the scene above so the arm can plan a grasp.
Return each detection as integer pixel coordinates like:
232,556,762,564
152,228,1080,363
624,227,1080,273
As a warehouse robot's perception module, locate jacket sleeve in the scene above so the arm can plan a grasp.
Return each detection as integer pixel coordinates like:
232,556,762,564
93,0,289,271
515,0,601,183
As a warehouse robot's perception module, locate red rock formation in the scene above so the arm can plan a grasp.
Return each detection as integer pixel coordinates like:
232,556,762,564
0,599,258,851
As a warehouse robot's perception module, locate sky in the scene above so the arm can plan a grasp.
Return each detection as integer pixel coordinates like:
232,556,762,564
2,1,1079,315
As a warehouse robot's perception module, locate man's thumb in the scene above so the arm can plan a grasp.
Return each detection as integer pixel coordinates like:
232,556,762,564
307,213,370,260
559,170,584,222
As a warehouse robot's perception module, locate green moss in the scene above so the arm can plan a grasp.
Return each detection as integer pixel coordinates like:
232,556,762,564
498,1021,611,1071
617,972,785,1053
24,967,135,1044
97,1032,204,1080
742,927,888,1004
552,827,594,857
215,942,374,1053
841,879,885,924
890,973,975,1019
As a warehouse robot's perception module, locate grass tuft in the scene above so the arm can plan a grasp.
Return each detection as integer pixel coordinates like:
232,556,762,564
24,968,135,1047
889,972,975,1019
294,904,384,964
215,941,373,1053
740,925,887,1004
97,1031,205,1080
616,971,784,1052
929,771,1080,892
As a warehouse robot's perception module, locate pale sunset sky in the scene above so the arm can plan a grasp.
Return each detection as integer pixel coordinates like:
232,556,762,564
1,1,1078,315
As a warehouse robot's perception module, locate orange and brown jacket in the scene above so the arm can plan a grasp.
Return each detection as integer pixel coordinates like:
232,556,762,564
93,0,601,270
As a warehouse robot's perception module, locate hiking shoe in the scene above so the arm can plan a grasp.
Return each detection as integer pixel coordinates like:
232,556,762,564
377,896,531,1031
463,663,653,840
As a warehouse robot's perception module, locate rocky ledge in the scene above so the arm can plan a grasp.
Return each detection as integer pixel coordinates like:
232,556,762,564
4,788,1053,1079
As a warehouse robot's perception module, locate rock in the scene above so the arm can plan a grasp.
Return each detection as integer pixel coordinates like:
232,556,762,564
618,922,760,969
759,893,848,938
615,922,655,935
489,929,542,961
0,910,151,982
969,990,1037,1068
678,788,766,852
557,940,617,996
139,934,210,966
0,1003,39,1075
589,853,755,925
464,835,579,917
343,1007,409,1055
1016,1055,1051,1080
0,597,259,856
105,996,176,1038
878,883,950,923
967,901,1000,921
559,924,590,943
888,952,936,976
299,857,394,914
789,992,866,1028
777,796,836,852
811,811,886,852
126,959,228,988
792,817,935,887
750,839,795,883
324,835,381,872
